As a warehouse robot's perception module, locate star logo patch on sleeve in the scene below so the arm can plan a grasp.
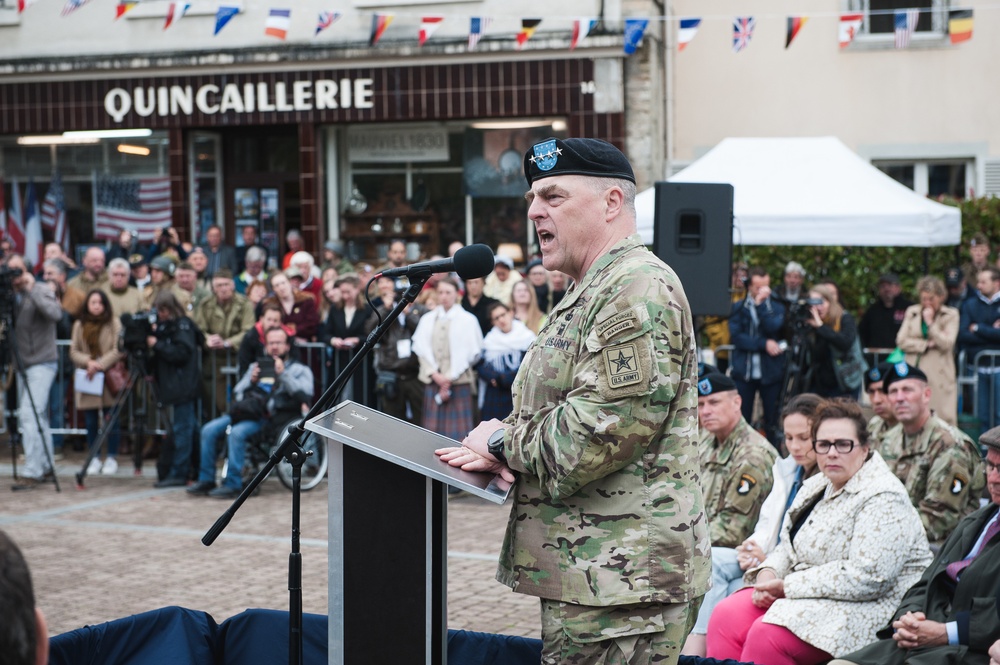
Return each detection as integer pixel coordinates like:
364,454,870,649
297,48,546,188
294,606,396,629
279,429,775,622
602,343,642,388
737,473,758,495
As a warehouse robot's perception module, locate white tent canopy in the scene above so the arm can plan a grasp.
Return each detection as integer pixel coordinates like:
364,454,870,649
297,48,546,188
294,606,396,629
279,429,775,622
636,137,962,247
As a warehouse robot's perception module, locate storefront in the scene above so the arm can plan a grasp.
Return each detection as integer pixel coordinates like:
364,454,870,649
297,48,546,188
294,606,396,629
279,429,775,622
0,56,625,266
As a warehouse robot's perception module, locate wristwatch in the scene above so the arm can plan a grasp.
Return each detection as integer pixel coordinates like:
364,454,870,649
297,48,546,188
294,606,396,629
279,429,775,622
487,428,507,463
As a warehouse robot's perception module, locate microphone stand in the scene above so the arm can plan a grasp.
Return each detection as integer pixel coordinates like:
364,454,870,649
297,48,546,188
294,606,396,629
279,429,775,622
202,273,431,665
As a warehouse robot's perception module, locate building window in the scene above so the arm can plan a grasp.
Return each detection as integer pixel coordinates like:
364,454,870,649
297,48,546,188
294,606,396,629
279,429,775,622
874,159,970,199
849,0,948,40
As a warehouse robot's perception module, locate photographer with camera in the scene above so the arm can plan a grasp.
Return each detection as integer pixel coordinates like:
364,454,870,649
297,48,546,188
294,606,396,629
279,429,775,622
5,254,63,491
146,291,204,488
145,226,187,264
805,284,863,398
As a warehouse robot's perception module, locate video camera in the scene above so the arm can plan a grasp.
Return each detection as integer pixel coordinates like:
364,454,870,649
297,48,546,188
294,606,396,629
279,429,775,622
789,297,825,324
0,265,22,319
120,310,156,353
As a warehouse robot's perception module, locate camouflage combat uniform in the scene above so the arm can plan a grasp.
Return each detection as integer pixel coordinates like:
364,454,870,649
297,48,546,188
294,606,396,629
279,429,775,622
698,417,777,548
880,416,985,543
496,235,711,664
866,415,895,450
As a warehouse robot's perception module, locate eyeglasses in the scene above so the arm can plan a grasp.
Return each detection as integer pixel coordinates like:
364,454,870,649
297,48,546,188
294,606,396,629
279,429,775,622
986,460,1000,475
813,439,857,454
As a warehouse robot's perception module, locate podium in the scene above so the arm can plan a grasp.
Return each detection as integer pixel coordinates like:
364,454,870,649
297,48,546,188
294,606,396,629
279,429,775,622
306,401,511,665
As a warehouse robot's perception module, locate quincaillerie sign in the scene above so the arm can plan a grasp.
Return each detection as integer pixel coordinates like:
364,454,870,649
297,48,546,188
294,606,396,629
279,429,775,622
104,78,375,122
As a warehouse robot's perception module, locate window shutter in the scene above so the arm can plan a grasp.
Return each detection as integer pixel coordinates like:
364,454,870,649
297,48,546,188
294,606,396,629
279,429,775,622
984,159,1000,197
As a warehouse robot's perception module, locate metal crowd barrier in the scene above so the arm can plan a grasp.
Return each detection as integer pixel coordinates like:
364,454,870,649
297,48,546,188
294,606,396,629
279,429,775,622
966,349,1000,432
4,339,376,448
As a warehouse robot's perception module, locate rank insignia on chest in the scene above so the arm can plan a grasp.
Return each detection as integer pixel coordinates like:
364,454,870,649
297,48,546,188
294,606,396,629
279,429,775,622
602,343,642,388
737,474,757,495
951,475,966,495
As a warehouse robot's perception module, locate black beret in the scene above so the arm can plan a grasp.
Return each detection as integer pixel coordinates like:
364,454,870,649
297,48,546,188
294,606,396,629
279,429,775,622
697,372,736,396
129,253,147,267
524,137,636,187
697,362,721,379
980,426,1000,452
863,363,893,389
881,362,929,391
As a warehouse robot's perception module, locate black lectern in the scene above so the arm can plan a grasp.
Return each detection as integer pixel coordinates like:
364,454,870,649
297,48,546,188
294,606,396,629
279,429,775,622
306,401,511,665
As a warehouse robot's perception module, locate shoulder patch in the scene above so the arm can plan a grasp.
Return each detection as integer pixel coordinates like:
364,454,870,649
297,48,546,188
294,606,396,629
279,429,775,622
951,475,967,495
596,310,639,344
602,343,642,388
737,473,757,495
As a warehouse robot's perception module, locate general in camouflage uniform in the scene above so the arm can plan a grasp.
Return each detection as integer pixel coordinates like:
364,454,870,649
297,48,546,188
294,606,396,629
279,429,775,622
881,362,984,544
696,373,776,548
436,138,710,665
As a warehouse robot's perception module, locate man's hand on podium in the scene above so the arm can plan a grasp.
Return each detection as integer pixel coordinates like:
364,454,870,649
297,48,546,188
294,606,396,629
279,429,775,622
434,419,516,487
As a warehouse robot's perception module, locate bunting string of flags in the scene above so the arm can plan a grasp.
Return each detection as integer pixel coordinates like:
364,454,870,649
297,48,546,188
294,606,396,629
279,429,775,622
6,3,979,55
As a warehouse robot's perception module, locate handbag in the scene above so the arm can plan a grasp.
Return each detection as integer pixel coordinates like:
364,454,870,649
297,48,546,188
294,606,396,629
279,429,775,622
831,336,868,392
228,385,270,424
105,361,129,396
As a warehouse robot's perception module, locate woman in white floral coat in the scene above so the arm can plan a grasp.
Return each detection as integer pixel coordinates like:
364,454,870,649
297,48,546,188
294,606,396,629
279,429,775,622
706,399,933,665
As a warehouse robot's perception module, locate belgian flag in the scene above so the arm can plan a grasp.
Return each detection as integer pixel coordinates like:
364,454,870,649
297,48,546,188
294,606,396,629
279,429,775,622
948,9,973,44
517,19,542,49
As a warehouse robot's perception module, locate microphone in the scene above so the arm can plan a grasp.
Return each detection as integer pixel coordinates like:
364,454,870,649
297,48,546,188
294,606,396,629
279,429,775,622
379,243,495,280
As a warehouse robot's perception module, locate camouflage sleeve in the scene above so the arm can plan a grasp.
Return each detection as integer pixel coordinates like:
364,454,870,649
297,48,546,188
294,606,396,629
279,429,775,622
709,453,775,548
919,443,980,543
508,282,690,501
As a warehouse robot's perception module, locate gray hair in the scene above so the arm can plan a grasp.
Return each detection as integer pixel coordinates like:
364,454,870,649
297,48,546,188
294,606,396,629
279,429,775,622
245,246,267,263
43,258,68,275
286,229,303,241
785,261,806,277
108,257,131,273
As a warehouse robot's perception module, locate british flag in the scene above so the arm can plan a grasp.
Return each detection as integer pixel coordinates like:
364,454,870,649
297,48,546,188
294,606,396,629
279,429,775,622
94,175,171,242
732,16,756,53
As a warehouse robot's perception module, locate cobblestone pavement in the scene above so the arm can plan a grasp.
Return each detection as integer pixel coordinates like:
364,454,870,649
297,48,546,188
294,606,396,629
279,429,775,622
0,449,540,639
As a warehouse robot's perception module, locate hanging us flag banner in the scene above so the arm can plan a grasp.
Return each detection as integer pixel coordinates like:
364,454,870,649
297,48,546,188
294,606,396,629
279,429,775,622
265,8,291,40
516,19,541,49
214,6,240,36
948,8,973,44
164,2,190,30
369,13,394,46
94,176,171,242
732,16,755,53
468,17,491,51
571,18,597,50
785,16,808,49
839,13,863,48
42,173,69,254
115,1,137,20
316,11,341,36
894,8,919,48
623,18,648,55
61,0,91,16
677,17,701,51
419,16,443,46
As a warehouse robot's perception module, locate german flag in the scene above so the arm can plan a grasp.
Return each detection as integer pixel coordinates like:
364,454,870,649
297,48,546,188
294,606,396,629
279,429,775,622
517,19,542,49
785,16,809,49
369,13,394,46
949,9,973,44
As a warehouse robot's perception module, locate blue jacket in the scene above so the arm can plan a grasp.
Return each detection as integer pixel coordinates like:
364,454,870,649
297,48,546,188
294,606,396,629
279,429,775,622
958,291,1000,366
729,296,787,386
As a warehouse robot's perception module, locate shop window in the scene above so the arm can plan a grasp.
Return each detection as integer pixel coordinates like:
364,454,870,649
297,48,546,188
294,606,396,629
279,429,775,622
874,159,969,199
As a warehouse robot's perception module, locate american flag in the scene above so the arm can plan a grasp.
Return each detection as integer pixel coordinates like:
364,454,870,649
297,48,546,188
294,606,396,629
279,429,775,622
732,16,756,53
894,9,920,49
94,175,171,242
41,173,70,253
468,17,491,51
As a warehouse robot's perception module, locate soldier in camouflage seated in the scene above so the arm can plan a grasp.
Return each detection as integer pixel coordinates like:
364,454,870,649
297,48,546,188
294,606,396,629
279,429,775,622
436,137,710,664
880,362,985,545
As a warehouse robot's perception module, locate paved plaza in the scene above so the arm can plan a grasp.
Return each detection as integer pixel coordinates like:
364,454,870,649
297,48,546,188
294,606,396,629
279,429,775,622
0,448,540,640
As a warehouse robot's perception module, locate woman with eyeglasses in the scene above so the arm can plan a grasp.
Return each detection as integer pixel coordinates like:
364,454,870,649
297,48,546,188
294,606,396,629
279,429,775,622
706,398,933,665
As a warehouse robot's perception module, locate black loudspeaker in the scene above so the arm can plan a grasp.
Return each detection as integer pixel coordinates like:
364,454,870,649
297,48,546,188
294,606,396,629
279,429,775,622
651,182,735,318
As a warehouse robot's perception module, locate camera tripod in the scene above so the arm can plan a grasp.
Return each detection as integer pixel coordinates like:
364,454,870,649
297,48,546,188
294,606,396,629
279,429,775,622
777,321,812,413
1,314,62,492
75,350,173,489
